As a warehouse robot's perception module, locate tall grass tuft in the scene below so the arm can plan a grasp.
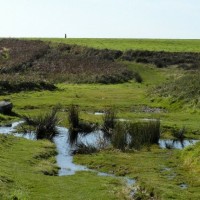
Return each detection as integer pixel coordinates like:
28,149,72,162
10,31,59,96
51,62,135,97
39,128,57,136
128,120,160,150
102,108,116,138
68,105,80,145
172,126,186,141
72,142,98,155
68,104,79,130
111,122,128,151
23,107,59,140
68,104,97,146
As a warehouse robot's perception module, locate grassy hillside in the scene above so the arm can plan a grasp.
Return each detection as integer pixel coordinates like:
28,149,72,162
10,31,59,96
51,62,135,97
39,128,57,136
39,38,200,52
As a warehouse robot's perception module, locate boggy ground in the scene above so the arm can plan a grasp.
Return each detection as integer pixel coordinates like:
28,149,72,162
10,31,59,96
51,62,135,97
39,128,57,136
0,135,129,200
0,39,200,199
74,145,200,200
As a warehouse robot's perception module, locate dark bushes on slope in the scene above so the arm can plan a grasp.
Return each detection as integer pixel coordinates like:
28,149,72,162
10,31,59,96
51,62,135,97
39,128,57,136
122,50,200,69
0,39,137,85
0,80,56,94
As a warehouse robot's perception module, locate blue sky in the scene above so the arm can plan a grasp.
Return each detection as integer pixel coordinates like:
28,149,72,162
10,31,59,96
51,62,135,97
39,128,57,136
0,0,200,38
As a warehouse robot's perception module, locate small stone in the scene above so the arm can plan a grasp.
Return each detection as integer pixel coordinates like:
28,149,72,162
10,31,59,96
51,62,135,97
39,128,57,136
0,101,13,114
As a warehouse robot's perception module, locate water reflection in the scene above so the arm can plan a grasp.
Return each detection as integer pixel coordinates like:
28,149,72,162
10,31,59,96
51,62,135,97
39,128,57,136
159,139,198,149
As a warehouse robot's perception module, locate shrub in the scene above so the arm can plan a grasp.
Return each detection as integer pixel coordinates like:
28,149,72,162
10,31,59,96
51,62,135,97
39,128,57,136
0,80,56,94
0,47,9,59
133,72,143,83
122,50,200,69
0,39,135,85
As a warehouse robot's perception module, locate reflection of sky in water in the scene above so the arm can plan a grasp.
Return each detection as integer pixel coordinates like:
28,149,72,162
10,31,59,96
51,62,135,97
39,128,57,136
53,127,88,176
159,139,199,149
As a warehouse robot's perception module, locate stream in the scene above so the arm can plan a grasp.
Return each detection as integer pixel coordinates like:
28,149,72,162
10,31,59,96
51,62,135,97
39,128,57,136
0,121,199,193
0,121,135,187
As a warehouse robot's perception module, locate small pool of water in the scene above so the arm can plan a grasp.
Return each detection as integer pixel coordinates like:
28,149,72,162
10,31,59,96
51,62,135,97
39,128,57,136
0,121,24,134
53,127,88,176
179,183,188,189
159,139,199,149
94,112,104,116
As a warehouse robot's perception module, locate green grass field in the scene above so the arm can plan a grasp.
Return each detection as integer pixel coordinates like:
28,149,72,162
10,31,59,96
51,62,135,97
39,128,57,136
38,38,200,52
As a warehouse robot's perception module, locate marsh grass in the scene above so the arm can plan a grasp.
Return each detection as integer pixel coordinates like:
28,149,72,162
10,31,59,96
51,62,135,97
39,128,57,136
111,122,128,151
68,129,79,146
72,142,98,155
128,120,160,150
172,126,186,140
105,119,160,151
68,105,79,130
165,142,174,149
102,108,116,138
68,105,97,146
23,107,59,140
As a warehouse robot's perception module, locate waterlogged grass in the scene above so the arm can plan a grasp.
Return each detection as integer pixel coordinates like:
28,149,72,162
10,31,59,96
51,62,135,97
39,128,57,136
0,135,128,200
74,146,200,199
38,38,200,52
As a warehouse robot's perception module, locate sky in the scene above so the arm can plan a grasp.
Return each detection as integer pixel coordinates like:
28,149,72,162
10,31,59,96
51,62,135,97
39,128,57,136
0,0,200,39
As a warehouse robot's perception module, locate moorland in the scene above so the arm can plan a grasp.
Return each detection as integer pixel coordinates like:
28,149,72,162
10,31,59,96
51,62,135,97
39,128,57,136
0,38,200,200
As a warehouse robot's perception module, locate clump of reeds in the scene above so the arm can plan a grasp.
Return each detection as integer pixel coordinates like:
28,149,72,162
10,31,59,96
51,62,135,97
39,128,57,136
23,107,59,140
68,104,79,130
128,120,160,150
172,126,186,141
165,142,174,149
68,104,97,146
102,108,116,138
111,122,128,151
72,142,98,155
68,105,79,145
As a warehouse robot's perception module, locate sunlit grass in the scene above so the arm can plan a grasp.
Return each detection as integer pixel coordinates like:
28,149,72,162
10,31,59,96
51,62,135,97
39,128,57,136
0,135,127,200
38,38,200,52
